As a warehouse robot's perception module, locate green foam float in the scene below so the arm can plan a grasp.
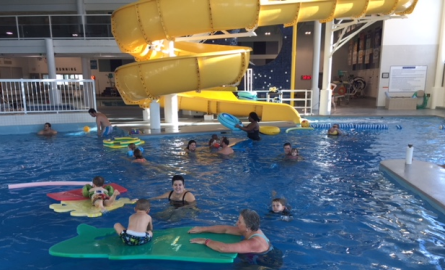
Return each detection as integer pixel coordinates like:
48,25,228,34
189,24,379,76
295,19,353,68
49,224,240,263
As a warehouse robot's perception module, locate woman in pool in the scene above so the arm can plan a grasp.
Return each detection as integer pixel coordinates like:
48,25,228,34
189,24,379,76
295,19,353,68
189,209,272,254
150,175,196,208
132,149,147,163
235,112,261,141
185,140,197,152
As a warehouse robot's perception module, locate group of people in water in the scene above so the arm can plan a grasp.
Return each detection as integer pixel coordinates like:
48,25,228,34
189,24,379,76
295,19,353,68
88,172,288,257
34,109,323,262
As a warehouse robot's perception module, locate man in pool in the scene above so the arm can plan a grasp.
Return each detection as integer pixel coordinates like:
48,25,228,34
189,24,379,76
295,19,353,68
283,142,292,155
38,122,57,136
88,108,112,137
217,137,234,155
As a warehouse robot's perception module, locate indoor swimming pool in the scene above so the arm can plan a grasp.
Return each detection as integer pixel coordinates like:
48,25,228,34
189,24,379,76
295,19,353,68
2,116,445,270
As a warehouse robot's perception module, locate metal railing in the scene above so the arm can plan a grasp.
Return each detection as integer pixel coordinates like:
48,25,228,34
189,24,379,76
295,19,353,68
0,14,113,39
0,79,96,114
239,89,313,115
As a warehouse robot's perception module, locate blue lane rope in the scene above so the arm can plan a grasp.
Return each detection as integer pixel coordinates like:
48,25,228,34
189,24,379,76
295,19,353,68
310,123,390,130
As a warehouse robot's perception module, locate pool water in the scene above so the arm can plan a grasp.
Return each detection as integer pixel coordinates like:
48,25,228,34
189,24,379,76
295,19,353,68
2,116,445,270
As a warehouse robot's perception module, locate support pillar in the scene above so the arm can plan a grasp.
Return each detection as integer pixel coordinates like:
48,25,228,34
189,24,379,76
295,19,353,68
150,101,161,130
319,22,334,115
164,94,178,124
143,108,150,121
81,57,94,108
45,38,61,105
431,2,445,109
311,21,322,113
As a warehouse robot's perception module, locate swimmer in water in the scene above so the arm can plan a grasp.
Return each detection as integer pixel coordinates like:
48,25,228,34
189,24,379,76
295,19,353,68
185,140,197,152
328,124,343,135
270,198,291,216
208,134,220,149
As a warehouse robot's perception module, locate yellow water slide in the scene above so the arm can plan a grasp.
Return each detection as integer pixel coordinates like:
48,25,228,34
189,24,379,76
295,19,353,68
111,0,418,123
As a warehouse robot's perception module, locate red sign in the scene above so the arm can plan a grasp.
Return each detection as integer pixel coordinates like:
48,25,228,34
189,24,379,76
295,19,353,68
301,75,312,80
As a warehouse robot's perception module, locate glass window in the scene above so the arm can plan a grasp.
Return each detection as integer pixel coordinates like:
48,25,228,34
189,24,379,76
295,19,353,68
85,15,112,38
0,17,18,38
18,16,50,38
51,16,83,38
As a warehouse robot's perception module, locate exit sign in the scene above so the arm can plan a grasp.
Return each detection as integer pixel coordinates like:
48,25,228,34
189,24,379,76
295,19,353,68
301,75,312,80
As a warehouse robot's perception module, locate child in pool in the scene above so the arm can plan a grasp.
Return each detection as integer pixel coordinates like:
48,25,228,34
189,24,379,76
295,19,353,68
114,199,153,246
287,148,303,161
328,124,343,135
89,176,120,212
208,134,220,148
271,198,291,216
127,143,144,157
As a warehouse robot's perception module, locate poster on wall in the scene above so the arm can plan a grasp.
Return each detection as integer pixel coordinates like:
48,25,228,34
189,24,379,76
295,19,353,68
352,39,357,65
389,66,427,92
365,32,372,65
373,27,381,65
357,34,365,65
348,41,352,65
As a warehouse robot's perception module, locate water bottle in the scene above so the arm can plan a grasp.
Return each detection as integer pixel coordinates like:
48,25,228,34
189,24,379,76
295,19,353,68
405,144,414,165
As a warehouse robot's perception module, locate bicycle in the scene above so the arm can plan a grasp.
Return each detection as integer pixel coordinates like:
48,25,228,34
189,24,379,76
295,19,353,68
333,75,367,105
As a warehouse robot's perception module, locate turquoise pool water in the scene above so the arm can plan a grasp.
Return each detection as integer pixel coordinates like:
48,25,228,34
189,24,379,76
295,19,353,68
2,116,445,269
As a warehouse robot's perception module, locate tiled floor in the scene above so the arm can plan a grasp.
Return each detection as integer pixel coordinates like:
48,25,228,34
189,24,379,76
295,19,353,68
98,96,445,214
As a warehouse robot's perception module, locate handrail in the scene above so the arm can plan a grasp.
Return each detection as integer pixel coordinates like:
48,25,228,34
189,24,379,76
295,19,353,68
240,89,313,115
0,14,113,40
0,79,96,114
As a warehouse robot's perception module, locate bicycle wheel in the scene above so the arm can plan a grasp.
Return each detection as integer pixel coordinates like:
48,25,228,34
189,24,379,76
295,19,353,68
352,78,366,95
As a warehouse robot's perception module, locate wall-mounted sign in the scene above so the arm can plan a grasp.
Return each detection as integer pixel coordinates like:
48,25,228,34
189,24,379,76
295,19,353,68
389,66,427,92
301,75,312,80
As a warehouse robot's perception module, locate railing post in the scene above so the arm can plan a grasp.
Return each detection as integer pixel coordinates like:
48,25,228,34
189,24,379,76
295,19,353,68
20,79,27,114
15,16,20,40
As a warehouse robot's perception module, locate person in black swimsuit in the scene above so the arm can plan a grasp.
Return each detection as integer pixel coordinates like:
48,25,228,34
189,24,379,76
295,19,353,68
236,112,261,141
149,175,196,208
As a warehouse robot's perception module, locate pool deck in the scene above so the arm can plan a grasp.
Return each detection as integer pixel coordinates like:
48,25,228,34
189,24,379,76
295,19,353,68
380,160,445,216
98,97,445,214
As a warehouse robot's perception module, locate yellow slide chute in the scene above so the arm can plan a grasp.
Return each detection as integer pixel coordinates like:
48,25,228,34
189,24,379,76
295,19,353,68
111,0,417,124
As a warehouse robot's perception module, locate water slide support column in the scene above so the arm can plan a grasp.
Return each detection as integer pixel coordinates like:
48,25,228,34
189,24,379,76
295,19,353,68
290,25,298,106
163,41,179,124
311,21,322,113
431,2,445,109
45,38,61,105
164,94,178,124
150,101,161,130
319,22,333,115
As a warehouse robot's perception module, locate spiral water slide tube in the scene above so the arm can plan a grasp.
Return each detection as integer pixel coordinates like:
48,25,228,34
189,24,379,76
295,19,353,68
111,0,417,124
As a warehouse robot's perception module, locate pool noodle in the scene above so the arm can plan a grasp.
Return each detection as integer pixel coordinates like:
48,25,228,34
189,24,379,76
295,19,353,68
8,181,92,189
